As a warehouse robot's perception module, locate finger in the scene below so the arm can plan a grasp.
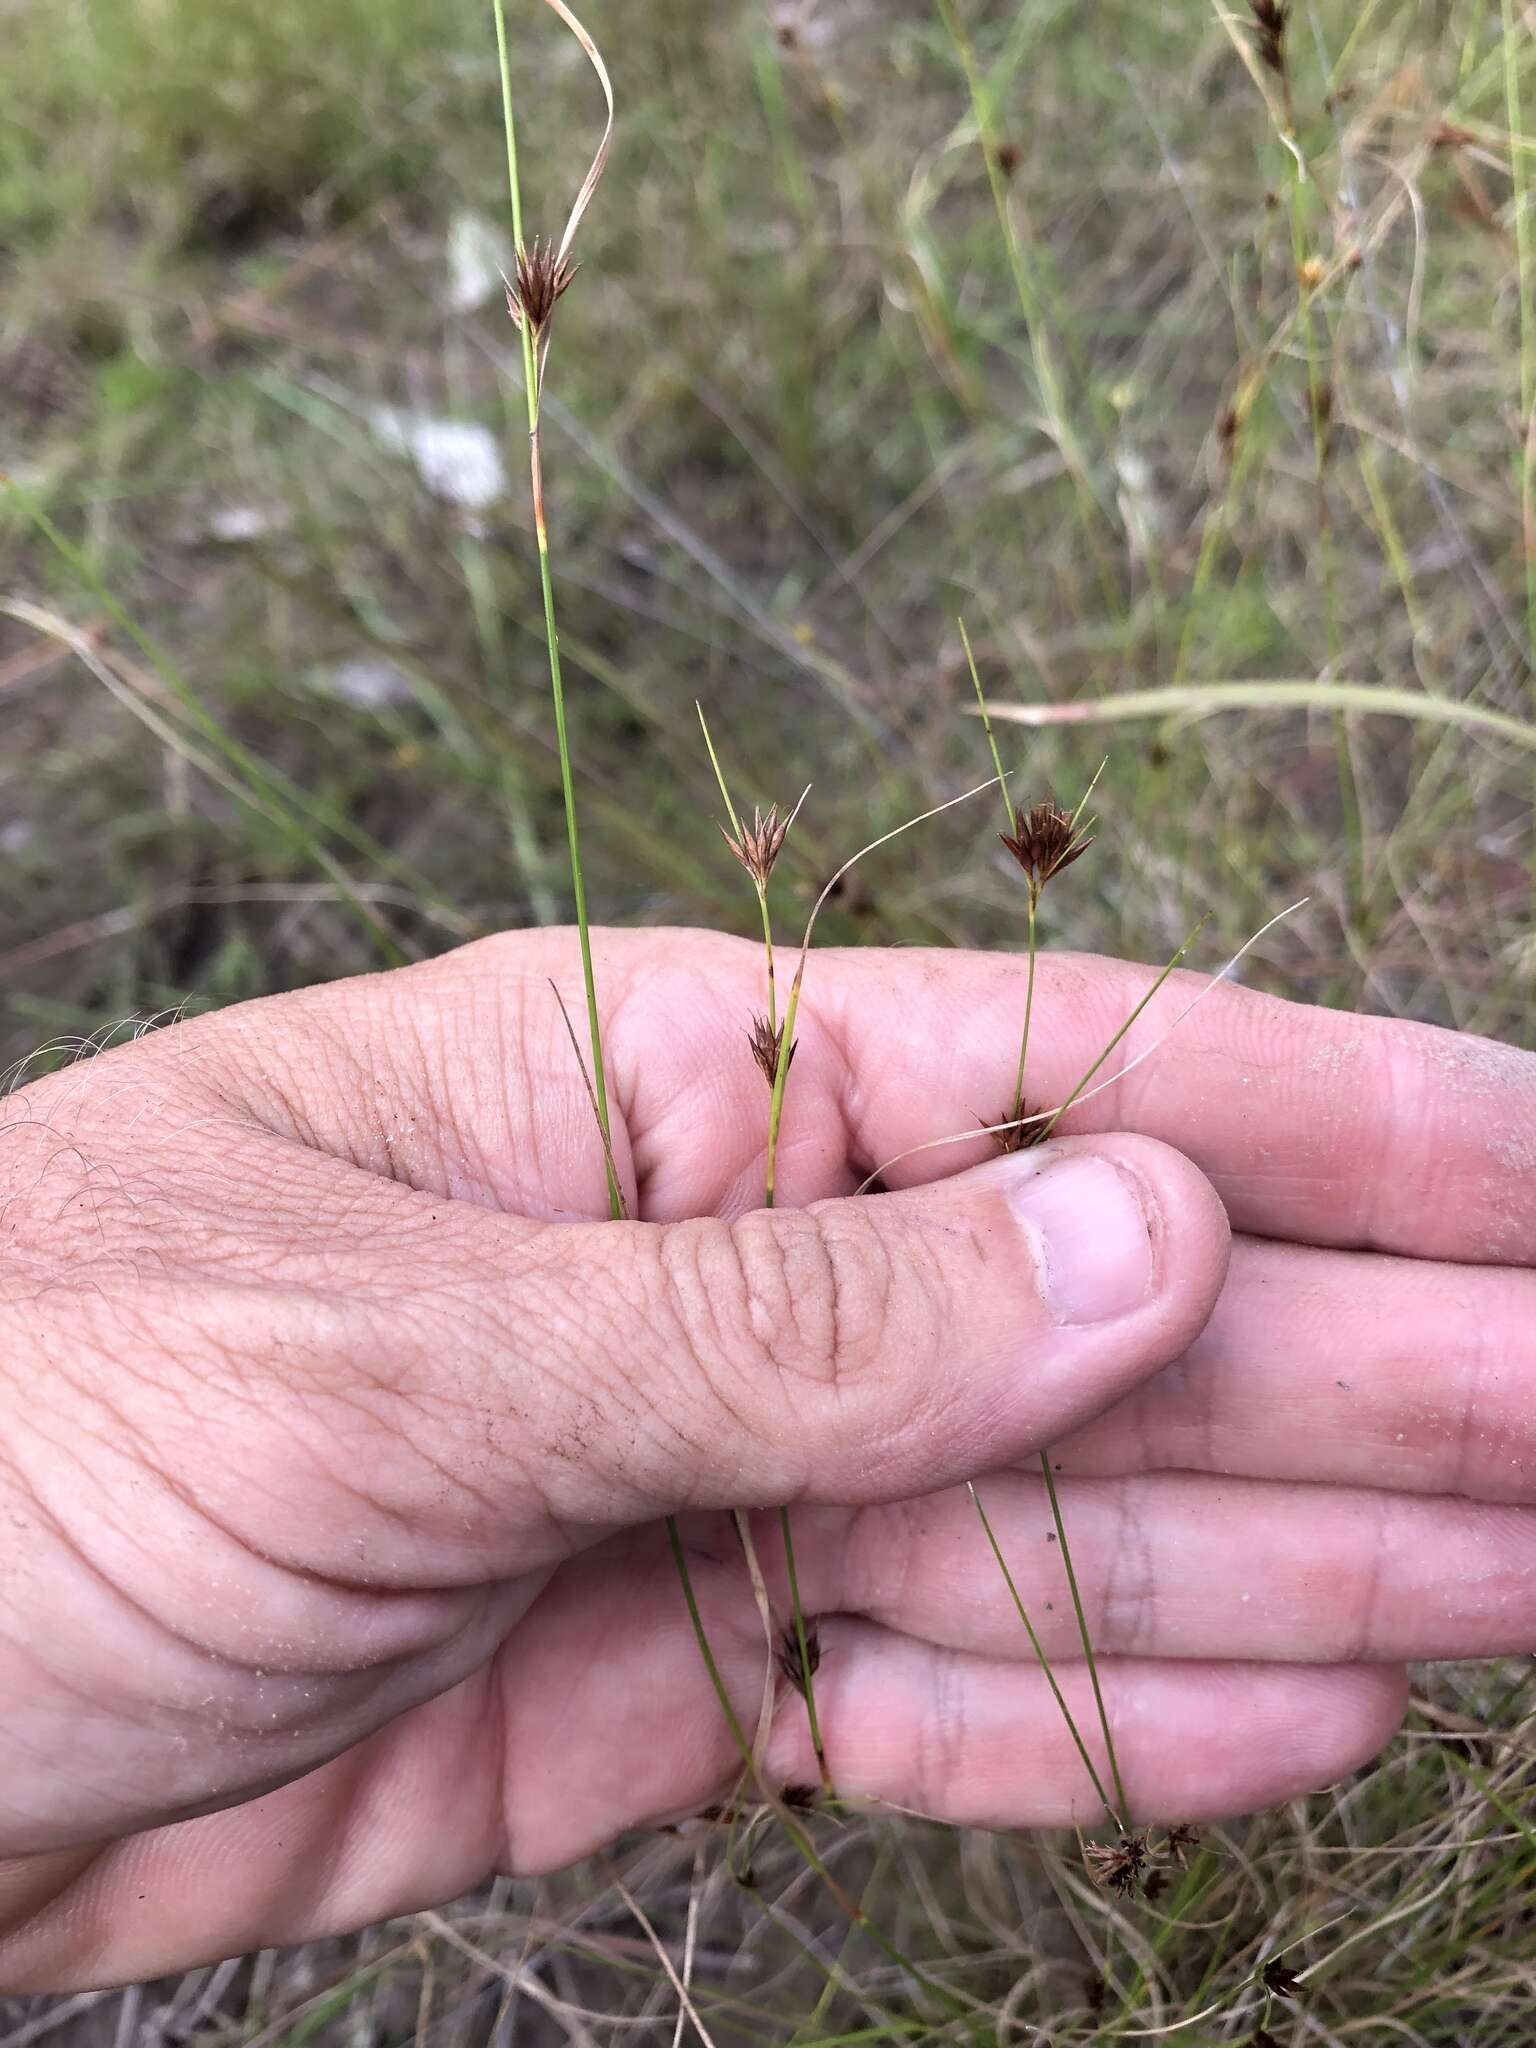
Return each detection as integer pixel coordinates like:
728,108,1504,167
129,928,1536,1262
32,1115,1225,1577
825,1472,1536,1663
0,1615,1405,1993
1056,1236,1536,1502
816,944,1536,1264
498,1541,1402,1853
0,1670,507,1992
762,1626,1407,1833
418,1128,1230,1537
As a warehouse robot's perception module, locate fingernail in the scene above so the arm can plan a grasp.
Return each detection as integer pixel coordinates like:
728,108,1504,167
1006,1153,1157,1327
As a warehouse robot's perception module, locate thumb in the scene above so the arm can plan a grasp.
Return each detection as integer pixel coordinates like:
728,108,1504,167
538,1134,1229,1520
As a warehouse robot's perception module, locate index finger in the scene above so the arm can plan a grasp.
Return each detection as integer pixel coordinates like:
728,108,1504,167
818,943,1536,1264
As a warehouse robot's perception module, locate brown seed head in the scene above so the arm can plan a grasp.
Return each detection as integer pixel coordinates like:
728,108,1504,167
780,1782,820,1811
507,238,579,334
995,139,1022,178
749,1015,795,1086
722,804,790,889
776,1619,822,1695
1163,1821,1198,1867
986,1103,1045,1154
1000,799,1094,901
1084,1832,1149,1897
1261,1958,1302,2000
1248,0,1289,77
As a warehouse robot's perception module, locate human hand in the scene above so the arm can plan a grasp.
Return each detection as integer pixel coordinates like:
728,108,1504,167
1,927,1531,1988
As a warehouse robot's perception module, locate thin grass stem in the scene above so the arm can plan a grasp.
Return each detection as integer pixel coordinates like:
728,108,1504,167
665,1523,975,2026
698,706,829,1790
1503,0,1536,673
1038,1454,1128,1823
492,0,618,1217
967,1483,1118,1821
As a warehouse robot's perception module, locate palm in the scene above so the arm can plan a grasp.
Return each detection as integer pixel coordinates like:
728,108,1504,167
3,929,1532,1988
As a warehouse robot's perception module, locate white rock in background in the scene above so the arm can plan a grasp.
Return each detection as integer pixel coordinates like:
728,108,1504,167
447,211,513,315
369,407,508,513
205,503,281,544
316,658,414,710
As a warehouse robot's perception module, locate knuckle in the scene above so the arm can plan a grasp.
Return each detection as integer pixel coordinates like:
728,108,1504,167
725,1202,900,1391
651,1201,920,1460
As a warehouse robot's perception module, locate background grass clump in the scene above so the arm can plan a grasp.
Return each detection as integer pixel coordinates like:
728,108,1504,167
3,0,1535,2039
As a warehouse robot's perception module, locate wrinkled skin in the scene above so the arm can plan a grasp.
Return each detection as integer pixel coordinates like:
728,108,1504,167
0,927,1533,1989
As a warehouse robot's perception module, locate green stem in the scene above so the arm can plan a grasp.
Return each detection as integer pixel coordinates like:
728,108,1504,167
1032,918,1205,1148
779,1505,829,1792
698,709,827,1785
664,1524,973,2025
1011,893,1037,1131
1038,1454,1128,1824
968,1484,1118,1822
492,0,618,1217
933,0,1121,618
1504,0,1536,674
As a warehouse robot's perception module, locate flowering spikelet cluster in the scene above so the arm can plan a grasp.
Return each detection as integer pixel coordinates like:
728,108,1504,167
506,238,578,335
1248,0,1289,78
1000,799,1094,906
1261,1957,1302,2000
1083,1825,1200,1899
722,804,790,891
1084,1832,1150,1896
749,1015,795,1086
775,1618,821,1695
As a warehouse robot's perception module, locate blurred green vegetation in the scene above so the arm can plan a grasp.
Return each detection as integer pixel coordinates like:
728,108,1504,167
4,0,1531,1070
1,0,1534,2036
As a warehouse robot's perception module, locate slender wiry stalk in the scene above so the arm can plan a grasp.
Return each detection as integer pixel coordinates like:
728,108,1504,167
492,0,618,1217
663,1523,976,2026
961,619,1130,1829
698,707,830,1792
1027,914,1207,1832
668,1519,757,1766
933,0,1121,618
961,623,1033,1127
1030,917,1205,1148
968,1483,1117,1819
1503,0,1536,674
777,1504,829,1792
1273,69,1364,930
1038,1456,1127,1823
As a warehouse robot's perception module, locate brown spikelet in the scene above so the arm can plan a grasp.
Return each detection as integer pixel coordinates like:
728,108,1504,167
506,238,579,334
722,804,790,889
986,1102,1044,1154
749,1015,795,1086
780,1782,820,1812
776,1618,822,1695
1248,0,1289,78
1261,1957,1302,2000
999,799,1095,903
1084,1832,1149,1897
1163,1821,1198,1867
1311,378,1336,463
995,139,1022,179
